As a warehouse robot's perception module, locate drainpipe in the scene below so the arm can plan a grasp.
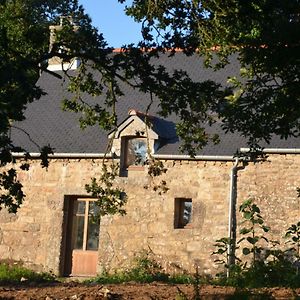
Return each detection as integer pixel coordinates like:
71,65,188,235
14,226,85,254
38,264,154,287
227,157,240,277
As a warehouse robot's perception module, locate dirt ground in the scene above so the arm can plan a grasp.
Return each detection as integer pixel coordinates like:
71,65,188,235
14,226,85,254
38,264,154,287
0,282,300,300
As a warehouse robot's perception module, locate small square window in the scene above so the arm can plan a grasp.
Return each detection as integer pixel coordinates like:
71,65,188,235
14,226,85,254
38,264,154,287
174,198,192,229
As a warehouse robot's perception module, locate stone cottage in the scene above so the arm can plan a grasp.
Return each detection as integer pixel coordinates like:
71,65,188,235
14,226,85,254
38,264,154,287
1,51,300,277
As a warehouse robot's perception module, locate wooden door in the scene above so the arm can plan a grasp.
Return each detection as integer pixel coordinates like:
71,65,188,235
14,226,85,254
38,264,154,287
65,198,100,276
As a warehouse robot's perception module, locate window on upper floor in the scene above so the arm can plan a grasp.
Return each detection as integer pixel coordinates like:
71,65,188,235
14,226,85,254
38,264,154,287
174,198,192,229
123,137,147,168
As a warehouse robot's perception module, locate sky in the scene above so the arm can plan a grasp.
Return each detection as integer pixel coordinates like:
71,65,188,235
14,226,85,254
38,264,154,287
78,0,143,48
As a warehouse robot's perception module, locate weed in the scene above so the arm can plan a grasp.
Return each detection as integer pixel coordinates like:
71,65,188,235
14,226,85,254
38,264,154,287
0,262,55,284
88,251,196,285
238,199,270,264
213,199,300,288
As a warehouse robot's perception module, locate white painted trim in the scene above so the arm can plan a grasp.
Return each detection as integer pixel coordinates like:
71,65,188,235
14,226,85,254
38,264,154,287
12,148,300,160
108,118,134,139
240,148,300,154
11,152,234,161
152,154,235,161
11,152,112,159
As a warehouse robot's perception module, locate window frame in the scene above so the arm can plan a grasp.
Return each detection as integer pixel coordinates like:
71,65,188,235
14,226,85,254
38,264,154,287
121,136,148,170
72,198,100,251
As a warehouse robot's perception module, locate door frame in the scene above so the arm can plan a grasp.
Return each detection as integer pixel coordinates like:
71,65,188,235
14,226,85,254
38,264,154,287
62,196,100,276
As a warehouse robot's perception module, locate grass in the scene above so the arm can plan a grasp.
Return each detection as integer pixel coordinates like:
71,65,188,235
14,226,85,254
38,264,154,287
85,251,196,284
0,262,55,284
85,251,214,285
86,269,196,284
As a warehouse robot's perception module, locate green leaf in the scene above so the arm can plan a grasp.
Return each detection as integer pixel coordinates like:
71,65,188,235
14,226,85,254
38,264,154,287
240,199,252,211
262,225,270,232
247,237,259,245
252,205,260,213
242,248,251,255
240,227,252,235
243,211,252,220
257,218,264,225
215,249,226,254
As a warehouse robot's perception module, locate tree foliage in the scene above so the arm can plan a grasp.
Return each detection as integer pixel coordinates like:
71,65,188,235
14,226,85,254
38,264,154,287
85,164,127,217
1,0,300,212
122,0,300,144
0,0,112,211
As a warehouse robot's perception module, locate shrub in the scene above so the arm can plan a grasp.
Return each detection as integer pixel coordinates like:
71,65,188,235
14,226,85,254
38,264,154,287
89,251,196,284
0,262,55,284
213,199,300,288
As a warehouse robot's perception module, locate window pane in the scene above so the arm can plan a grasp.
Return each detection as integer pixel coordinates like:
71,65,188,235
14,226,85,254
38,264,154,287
89,201,100,216
73,216,84,249
182,201,192,226
76,201,86,214
174,199,192,229
86,216,99,250
127,139,147,166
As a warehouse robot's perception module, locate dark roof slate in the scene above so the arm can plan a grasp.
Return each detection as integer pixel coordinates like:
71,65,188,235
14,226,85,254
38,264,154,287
10,52,300,155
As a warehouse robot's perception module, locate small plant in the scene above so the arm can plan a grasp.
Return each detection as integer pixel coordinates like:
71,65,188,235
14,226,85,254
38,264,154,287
0,262,55,284
126,250,167,282
213,237,241,269
213,199,300,288
88,251,197,285
192,266,201,300
212,237,242,281
238,199,270,264
285,221,300,265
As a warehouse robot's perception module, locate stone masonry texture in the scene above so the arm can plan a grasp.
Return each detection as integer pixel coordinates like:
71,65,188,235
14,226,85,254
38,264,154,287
0,154,299,276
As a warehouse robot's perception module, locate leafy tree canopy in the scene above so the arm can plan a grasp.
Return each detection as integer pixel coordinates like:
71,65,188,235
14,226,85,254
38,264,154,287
0,0,112,211
1,0,300,212
122,0,300,144
1,0,215,211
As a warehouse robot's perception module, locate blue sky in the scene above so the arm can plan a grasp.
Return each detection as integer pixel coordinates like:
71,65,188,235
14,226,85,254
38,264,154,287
78,0,143,47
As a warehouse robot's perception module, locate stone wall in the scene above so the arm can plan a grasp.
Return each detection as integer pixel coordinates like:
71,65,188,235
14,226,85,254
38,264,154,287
0,154,299,276
99,159,232,275
237,155,300,247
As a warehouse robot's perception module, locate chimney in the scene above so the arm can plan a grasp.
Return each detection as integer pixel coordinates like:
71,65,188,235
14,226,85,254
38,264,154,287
48,17,80,71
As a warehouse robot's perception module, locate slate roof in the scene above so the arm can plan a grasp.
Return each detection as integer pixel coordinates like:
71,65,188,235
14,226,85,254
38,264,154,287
10,52,300,156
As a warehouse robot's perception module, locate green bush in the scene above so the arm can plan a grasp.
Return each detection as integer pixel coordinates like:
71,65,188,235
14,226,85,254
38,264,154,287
0,262,55,284
89,251,195,284
213,199,300,288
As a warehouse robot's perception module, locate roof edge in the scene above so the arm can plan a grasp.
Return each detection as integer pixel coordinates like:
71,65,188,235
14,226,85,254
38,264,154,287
152,154,235,161
11,152,234,161
11,152,113,159
240,148,300,154
12,148,300,160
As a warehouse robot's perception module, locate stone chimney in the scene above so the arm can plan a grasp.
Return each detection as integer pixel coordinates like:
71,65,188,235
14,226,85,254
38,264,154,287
48,17,80,71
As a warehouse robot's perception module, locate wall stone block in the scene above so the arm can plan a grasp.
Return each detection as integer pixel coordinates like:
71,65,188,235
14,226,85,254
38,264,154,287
0,154,299,275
